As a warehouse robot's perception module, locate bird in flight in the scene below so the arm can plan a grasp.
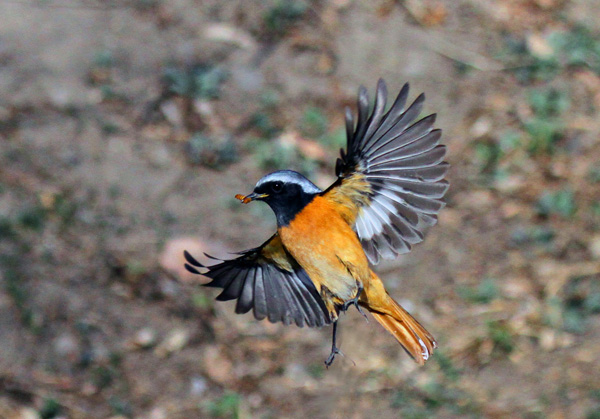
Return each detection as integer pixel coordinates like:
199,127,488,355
184,79,448,366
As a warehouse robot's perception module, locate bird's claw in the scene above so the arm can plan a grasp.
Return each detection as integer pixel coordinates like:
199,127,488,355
341,297,368,322
324,346,343,368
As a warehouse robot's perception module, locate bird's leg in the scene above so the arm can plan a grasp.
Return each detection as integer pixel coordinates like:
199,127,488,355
341,281,368,320
324,321,343,368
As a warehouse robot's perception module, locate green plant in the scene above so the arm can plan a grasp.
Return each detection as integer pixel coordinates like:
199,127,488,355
559,275,600,334
39,398,61,419
208,391,242,419
588,165,600,183
262,0,307,39
18,205,46,231
434,351,460,382
536,188,577,218
548,25,600,74
500,34,559,83
458,278,499,304
503,25,600,83
186,134,238,170
163,64,228,100
524,88,569,154
486,320,514,354
0,216,15,239
248,138,295,171
320,126,346,150
510,226,555,246
250,112,281,139
300,106,328,138
93,49,115,68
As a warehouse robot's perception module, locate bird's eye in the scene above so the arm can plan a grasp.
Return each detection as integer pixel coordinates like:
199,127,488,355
271,181,284,193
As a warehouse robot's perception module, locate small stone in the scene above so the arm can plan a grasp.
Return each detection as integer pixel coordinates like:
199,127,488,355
147,407,168,419
189,376,208,396
81,382,98,396
155,328,189,357
527,33,554,59
53,333,79,360
494,174,525,193
160,100,184,127
539,329,557,351
133,328,157,349
17,408,40,419
501,276,534,298
470,116,492,138
589,235,600,259
203,24,256,49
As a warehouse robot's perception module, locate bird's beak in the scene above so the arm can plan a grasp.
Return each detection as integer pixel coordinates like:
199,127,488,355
234,192,268,204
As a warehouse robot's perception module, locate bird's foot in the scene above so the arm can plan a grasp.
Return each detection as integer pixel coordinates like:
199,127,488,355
324,345,343,368
341,297,368,322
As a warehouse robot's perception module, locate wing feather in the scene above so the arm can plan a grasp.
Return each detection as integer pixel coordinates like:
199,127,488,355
185,235,331,327
324,79,449,263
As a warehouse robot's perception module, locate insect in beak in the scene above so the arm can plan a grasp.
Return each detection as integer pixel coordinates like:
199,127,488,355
235,192,269,204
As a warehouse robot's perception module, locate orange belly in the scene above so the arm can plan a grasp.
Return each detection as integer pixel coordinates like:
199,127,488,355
278,195,370,305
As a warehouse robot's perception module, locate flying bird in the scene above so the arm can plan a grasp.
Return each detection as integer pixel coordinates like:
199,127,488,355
184,79,448,366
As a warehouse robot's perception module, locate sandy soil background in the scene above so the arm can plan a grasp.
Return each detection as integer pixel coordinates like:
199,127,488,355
1,0,599,418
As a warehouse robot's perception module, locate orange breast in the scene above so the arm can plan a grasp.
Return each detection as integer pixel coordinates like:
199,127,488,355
278,196,370,301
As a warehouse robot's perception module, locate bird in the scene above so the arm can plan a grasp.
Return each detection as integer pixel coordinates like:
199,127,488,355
184,79,448,366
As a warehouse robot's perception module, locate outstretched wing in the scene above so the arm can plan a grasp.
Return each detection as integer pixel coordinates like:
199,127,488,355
184,234,331,327
324,79,449,264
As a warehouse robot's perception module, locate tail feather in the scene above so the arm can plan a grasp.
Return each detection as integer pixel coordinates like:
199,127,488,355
369,296,437,365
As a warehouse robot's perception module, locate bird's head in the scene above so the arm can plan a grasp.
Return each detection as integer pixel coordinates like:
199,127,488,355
235,170,322,227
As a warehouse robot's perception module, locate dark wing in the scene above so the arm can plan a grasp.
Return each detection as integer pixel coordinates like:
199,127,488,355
183,234,331,327
324,79,449,264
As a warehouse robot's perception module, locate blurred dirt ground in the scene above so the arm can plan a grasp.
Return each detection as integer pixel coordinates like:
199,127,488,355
1,0,600,418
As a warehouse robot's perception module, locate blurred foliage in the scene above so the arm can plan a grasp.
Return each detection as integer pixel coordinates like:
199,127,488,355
549,25,600,74
93,49,115,69
545,275,600,335
536,188,577,218
510,225,555,247
474,131,521,180
458,278,499,304
39,398,61,419
207,391,242,419
561,275,600,334
108,396,132,417
163,64,228,100
486,320,515,354
250,112,281,139
18,205,46,231
2,254,37,332
186,134,238,170
262,0,307,40
503,24,600,83
588,165,600,183
524,88,569,154
300,106,328,138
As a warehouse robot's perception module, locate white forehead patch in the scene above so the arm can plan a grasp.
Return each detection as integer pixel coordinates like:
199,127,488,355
256,170,322,194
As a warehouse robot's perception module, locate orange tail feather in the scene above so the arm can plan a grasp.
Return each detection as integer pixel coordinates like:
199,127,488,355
368,296,437,365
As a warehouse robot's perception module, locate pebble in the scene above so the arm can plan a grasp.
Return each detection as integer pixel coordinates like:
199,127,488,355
133,328,157,349
154,328,190,357
53,333,79,359
589,235,600,259
189,376,208,397
17,408,39,419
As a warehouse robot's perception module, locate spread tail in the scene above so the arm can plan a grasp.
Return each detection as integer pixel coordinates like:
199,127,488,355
368,296,437,365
